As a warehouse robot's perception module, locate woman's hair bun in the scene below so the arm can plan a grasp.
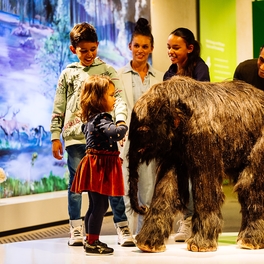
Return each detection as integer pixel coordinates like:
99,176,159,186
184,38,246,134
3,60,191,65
137,17,149,27
135,18,151,34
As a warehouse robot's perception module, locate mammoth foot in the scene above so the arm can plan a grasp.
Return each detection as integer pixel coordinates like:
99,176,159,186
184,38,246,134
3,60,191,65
237,239,264,250
187,237,217,252
237,224,264,250
135,232,166,253
137,242,166,253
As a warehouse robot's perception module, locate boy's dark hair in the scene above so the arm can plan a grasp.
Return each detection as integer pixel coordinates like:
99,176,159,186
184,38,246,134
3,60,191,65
130,18,154,47
70,22,98,48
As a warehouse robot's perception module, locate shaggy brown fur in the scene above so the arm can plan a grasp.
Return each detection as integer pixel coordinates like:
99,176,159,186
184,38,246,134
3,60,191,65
127,76,264,252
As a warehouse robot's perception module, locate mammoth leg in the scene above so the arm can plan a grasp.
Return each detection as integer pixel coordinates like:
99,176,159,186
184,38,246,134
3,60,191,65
234,136,264,249
187,141,225,252
135,166,182,252
187,175,224,252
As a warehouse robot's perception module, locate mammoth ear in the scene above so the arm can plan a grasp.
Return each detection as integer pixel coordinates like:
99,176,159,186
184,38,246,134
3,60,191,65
174,117,181,128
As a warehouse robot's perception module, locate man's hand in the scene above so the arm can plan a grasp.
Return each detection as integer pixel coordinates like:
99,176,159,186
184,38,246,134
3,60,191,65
52,139,63,160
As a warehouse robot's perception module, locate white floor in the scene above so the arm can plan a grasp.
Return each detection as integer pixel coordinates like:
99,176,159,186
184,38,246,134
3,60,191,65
1,233,264,264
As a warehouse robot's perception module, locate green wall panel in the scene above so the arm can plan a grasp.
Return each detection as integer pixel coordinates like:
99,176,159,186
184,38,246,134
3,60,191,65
252,1,264,58
199,0,237,82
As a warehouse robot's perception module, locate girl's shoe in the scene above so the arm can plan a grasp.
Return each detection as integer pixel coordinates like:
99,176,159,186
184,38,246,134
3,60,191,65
83,239,107,250
85,240,114,255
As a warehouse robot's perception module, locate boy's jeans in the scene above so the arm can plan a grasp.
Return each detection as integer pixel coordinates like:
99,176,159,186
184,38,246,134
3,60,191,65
66,144,86,220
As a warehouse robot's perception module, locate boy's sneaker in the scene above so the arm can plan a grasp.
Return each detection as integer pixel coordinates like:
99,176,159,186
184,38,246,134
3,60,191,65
116,225,135,247
174,216,192,242
85,240,114,255
68,225,83,246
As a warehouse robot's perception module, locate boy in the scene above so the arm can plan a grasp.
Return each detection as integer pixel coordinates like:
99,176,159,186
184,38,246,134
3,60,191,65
50,22,134,247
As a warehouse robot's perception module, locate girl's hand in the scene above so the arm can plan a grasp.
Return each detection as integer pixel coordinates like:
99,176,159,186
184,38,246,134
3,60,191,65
116,121,127,147
118,131,127,147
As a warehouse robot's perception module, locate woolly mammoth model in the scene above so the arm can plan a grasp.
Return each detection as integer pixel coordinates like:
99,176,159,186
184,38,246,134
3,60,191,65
127,76,264,253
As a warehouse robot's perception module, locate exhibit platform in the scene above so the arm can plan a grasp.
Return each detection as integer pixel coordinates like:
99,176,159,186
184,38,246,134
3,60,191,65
1,233,264,264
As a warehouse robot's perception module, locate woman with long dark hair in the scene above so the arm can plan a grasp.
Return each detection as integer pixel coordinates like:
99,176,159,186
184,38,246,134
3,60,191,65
164,27,210,81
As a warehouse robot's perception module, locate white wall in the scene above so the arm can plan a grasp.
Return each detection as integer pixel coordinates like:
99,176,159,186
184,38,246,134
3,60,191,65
151,0,197,73
236,0,253,63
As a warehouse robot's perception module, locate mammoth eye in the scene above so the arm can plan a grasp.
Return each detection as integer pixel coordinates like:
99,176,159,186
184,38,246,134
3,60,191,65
137,126,150,132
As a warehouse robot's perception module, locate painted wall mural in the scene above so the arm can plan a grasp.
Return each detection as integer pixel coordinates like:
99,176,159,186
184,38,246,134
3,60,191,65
0,0,150,198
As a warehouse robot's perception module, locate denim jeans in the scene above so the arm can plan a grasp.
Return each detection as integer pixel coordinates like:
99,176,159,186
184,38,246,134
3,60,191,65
66,144,86,220
109,196,127,224
183,179,194,219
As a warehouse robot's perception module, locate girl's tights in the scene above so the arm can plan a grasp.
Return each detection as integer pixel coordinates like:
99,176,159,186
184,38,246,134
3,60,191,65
84,191,109,244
